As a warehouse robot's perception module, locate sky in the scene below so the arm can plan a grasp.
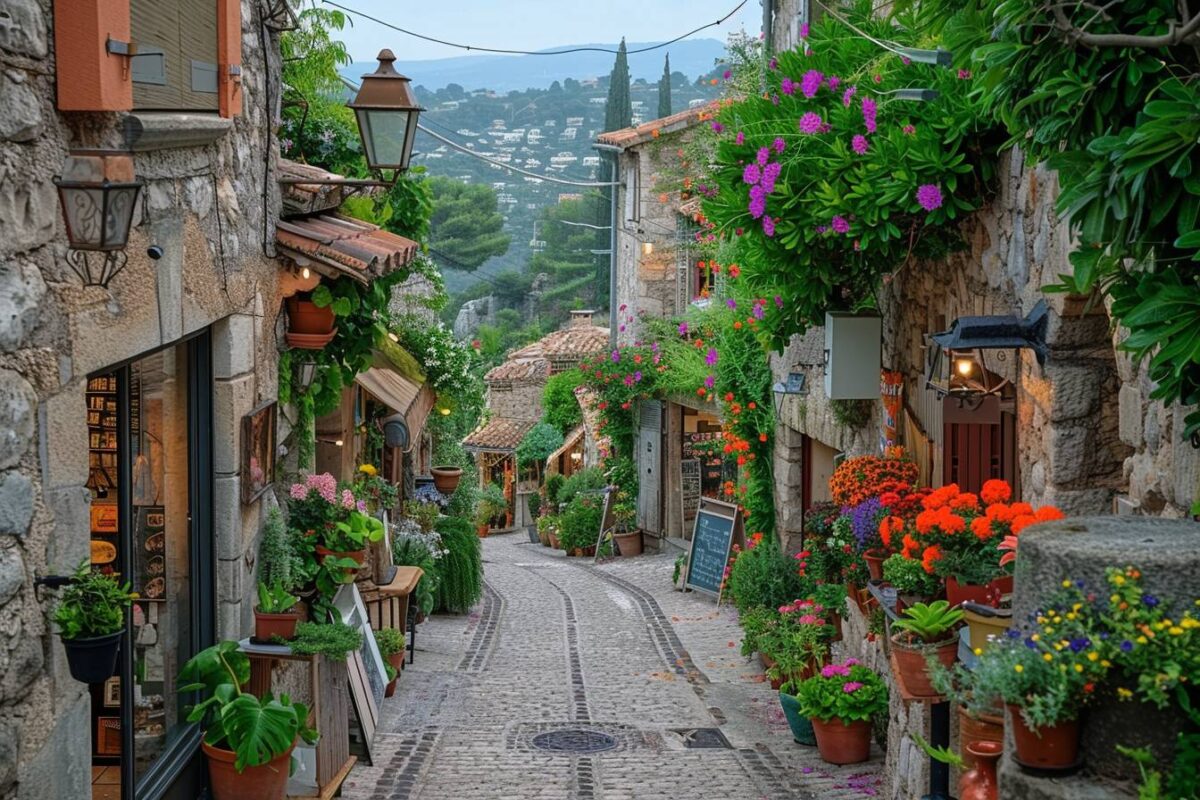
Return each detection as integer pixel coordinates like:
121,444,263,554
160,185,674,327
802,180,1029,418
324,0,763,62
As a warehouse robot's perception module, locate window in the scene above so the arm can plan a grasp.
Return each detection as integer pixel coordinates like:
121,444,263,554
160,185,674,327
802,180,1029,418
131,0,220,110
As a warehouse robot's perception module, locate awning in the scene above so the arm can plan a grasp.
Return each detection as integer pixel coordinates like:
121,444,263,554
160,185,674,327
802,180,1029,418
354,353,436,451
545,426,584,475
462,417,537,454
276,213,418,284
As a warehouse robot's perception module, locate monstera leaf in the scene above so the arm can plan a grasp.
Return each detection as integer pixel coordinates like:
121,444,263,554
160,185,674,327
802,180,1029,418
218,693,304,772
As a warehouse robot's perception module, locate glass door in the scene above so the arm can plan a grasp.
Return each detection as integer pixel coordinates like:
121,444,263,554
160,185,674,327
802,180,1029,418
87,333,213,800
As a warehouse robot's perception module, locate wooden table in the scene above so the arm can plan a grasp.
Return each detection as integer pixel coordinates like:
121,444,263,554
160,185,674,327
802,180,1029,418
360,566,423,664
239,640,356,799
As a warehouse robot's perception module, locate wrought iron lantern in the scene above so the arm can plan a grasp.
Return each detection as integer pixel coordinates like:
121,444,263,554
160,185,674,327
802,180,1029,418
925,300,1049,401
772,368,808,421
53,151,144,287
347,49,423,175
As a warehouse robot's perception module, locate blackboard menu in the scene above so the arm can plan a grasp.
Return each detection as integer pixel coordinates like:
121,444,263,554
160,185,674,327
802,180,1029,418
685,509,736,596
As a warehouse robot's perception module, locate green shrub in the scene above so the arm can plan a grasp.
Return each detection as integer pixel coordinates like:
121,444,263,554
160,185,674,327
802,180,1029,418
543,369,585,435
557,492,604,551
286,621,362,660
257,507,302,591
726,540,808,614
544,474,565,505
374,628,405,658
433,516,483,613
558,467,607,506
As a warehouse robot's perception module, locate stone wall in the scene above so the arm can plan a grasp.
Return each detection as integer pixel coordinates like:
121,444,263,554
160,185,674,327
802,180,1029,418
486,382,545,422
0,2,285,796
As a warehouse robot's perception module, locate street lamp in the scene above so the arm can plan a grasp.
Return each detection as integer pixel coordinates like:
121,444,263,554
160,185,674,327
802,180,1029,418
53,151,144,287
279,49,423,188
925,300,1049,401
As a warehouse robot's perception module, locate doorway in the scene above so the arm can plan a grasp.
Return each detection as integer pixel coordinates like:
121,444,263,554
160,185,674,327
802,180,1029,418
87,333,214,800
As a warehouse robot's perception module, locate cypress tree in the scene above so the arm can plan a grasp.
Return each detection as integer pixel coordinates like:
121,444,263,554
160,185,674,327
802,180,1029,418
658,54,672,118
603,38,632,133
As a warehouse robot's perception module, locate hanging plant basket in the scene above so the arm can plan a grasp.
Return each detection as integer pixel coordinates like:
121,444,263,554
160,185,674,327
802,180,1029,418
62,631,122,684
285,294,336,349
430,466,463,494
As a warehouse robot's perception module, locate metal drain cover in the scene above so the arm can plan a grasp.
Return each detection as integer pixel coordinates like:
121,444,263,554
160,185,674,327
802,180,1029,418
670,728,732,749
531,729,619,754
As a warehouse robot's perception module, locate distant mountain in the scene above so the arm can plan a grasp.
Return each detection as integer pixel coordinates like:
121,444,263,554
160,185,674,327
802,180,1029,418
342,38,726,93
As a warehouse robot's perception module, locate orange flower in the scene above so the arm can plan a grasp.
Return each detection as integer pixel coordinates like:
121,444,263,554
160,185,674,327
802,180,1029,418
652,129,661,138
915,510,938,536
1010,514,1038,534
879,516,904,549
980,479,1012,505
1035,506,1064,523
970,516,994,541
1010,502,1034,516
939,511,966,535
986,503,1013,522
733,321,743,329
758,433,768,443
950,493,979,511
901,534,920,559
921,545,943,575
729,264,741,278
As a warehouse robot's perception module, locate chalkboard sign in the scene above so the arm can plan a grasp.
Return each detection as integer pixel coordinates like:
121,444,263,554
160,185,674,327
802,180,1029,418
679,459,701,539
683,497,743,601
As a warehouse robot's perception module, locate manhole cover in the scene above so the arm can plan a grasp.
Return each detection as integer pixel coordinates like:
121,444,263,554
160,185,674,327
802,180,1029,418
670,728,732,749
531,729,619,754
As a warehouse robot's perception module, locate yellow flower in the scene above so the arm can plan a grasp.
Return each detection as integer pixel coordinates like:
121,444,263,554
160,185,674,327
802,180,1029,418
1066,613,1077,621
1014,665,1024,673
1043,653,1053,662
1087,652,1099,662
1117,687,1133,700
1113,575,1126,586
1100,660,1111,668
1110,594,1121,603
1072,603,1082,612
1037,616,1047,624
358,464,378,476
1030,634,1040,642
1062,580,1072,588
974,648,983,656
1074,664,1084,673
1045,627,1055,635
130,592,140,599
1169,627,1184,636
1137,636,1148,645
1183,618,1199,630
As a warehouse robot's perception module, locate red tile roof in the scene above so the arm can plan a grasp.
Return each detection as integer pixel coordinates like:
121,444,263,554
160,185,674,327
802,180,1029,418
279,159,375,216
462,417,537,453
594,104,715,149
484,358,549,385
276,214,418,283
509,325,610,367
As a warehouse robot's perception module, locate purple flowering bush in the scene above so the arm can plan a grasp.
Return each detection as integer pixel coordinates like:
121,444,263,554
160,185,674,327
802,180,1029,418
700,0,995,348
795,659,888,722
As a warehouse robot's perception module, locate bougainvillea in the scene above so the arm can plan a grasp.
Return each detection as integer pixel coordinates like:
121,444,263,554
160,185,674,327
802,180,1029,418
699,0,996,349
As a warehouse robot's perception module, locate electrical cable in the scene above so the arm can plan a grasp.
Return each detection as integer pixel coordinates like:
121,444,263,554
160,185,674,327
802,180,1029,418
318,0,749,57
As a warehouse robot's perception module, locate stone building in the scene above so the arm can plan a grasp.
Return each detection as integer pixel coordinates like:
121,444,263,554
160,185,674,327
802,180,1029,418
0,3,424,799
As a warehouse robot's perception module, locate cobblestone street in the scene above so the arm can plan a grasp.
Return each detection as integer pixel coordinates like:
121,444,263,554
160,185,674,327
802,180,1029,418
342,535,884,800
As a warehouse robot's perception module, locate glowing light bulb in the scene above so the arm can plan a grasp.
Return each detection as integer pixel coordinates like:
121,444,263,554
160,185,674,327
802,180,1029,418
388,332,399,342
439,407,451,416
301,266,311,280
955,357,974,377
641,241,653,256
334,439,344,447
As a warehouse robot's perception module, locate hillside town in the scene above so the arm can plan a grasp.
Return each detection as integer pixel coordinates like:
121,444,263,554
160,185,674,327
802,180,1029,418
1,2,1199,800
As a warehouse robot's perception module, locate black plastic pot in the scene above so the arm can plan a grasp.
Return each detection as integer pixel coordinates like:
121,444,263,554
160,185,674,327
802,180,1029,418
62,631,122,683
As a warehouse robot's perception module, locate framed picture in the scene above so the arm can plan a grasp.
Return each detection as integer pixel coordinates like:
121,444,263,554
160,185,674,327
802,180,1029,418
241,401,277,505
103,677,121,707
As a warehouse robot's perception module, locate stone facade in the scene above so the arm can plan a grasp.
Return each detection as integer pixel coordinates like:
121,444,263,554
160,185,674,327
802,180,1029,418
0,2,287,797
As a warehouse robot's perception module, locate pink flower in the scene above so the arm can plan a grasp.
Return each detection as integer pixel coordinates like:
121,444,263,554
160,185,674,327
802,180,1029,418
780,77,795,96
873,73,883,84
611,350,620,363
844,658,860,666
831,215,850,234
861,97,878,133
774,296,783,308
340,488,356,509
798,112,823,134
799,22,810,38
842,86,857,107
827,75,840,90
757,147,771,167
773,137,785,154
743,163,762,185
711,121,724,133
289,483,309,500
762,215,775,237
735,131,745,145
705,348,718,366
723,69,732,80
769,57,778,70
800,69,823,99
678,322,689,336
704,374,715,389
822,664,851,678
902,124,916,136
916,183,943,211
958,69,972,80
761,162,782,194
852,134,869,155
842,681,864,693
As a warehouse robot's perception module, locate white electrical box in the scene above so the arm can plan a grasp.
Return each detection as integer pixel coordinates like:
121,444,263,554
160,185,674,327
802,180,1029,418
824,312,882,400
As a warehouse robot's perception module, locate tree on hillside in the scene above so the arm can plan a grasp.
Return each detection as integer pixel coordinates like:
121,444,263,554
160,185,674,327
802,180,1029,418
427,176,511,271
603,38,632,133
529,195,610,323
658,54,672,118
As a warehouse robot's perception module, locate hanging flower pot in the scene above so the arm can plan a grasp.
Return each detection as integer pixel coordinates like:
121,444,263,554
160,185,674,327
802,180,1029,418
778,691,817,746
62,631,123,684
430,466,463,494
203,740,295,800
1007,705,1080,770
285,294,336,349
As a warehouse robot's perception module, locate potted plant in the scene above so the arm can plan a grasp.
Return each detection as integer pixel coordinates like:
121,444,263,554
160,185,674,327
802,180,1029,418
431,465,463,495
796,659,888,764
375,628,406,698
475,483,507,537
285,291,337,349
537,513,556,547
178,641,319,800
890,600,963,698
928,660,1005,770
354,464,398,515
384,663,399,698
52,560,136,684
610,495,642,556
316,510,384,585
558,492,603,556
285,621,363,659
882,553,941,612
254,582,301,642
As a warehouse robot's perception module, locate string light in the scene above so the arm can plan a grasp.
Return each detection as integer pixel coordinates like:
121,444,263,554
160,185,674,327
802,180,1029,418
318,0,749,57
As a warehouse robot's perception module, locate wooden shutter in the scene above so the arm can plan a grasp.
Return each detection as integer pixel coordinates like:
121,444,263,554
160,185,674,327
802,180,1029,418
54,0,134,111
131,0,219,110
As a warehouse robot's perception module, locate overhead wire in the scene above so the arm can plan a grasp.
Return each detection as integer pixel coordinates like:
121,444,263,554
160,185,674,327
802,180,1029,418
317,0,749,56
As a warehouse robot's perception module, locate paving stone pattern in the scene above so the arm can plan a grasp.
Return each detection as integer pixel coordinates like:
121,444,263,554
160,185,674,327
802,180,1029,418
342,536,884,800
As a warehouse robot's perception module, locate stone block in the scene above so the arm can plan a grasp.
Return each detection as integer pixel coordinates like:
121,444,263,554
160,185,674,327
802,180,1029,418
0,256,46,353
1,632,41,703
1047,425,1092,484
44,485,90,568
1038,486,1113,516
996,759,1122,800
212,313,256,378
15,692,90,800
39,381,88,488
0,470,32,536
212,374,254,474
217,552,247,606
0,718,13,796
1047,363,1100,422
1117,385,1143,447
0,70,40,142
213,474,243,561
0,369,36,470
217,599,245,642
0,0,48,57
0,546,23,605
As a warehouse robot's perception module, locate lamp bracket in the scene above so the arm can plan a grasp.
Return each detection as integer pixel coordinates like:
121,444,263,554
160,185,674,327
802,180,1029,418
106,37,137,57
33,574,76,603
67,250,129,288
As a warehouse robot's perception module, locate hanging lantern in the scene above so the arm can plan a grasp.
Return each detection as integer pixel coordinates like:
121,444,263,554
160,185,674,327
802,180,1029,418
348,49,423,174
926,300,1049,400
53,151,144,287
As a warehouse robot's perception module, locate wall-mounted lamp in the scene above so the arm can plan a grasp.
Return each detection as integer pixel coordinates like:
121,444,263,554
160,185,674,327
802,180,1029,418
53,151,144,287
772,369,808,421
641,241,654,256
926,300,1049,401
280,50,423,189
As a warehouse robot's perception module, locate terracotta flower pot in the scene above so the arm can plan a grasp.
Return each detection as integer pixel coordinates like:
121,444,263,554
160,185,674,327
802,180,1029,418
203,740,294,800
538,528,551,547
285,295,336,349
548,531,560,549
477,523,490,538
863,550,887,581
387,651,404,672
315,546,366,583
959,740,1002,800
431,466,463,494
811,717,873,765
614,530,643,556
1007,704,1080,770
385,678,397,698
958,706,1004,769
254,607,301,642
62,631,122,684
890,633,958,698
779,691,817,746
